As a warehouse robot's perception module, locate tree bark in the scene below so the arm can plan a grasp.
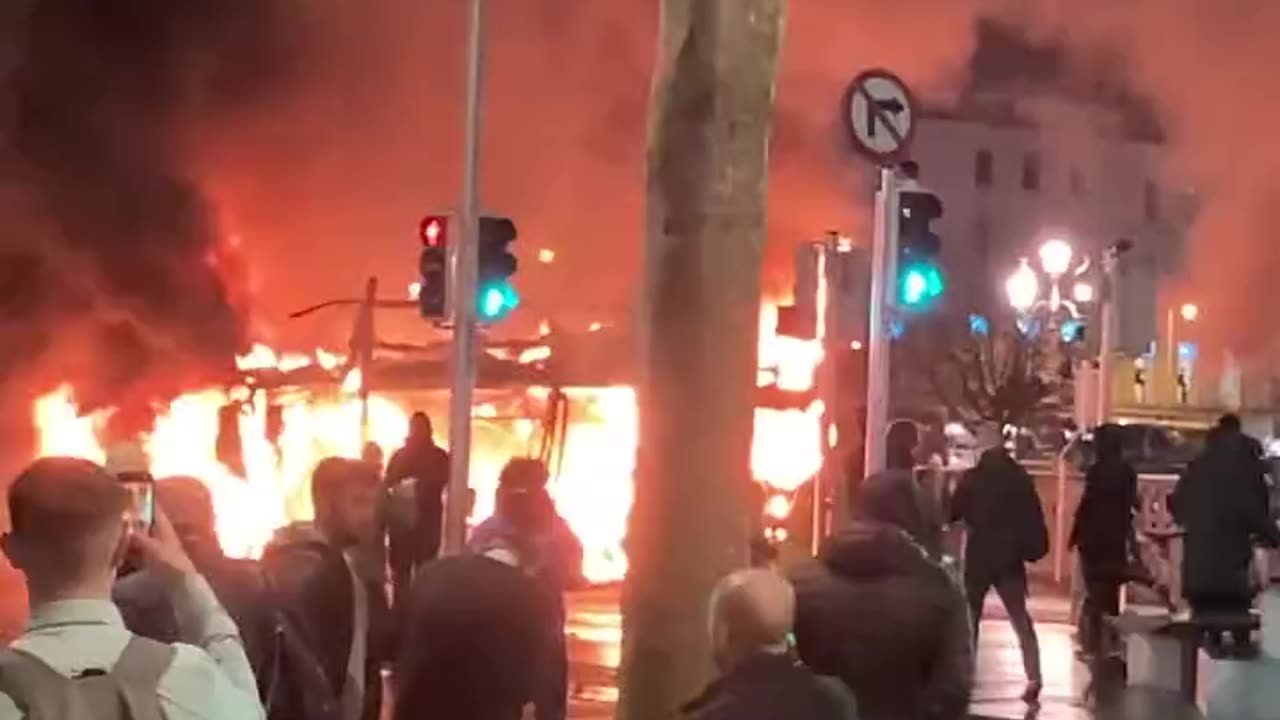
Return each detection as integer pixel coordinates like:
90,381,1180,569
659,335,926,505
620,1,785,719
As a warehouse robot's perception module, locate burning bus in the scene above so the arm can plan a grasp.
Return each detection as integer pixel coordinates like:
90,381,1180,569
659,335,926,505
31,304,829,584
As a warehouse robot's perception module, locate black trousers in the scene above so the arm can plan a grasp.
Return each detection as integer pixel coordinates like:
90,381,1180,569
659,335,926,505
967,568,1042,684
1079,571,1122,655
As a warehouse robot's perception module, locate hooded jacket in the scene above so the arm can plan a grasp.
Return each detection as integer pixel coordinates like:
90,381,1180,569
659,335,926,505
1170,429,1280,599
950,448,1047,580
791,524,973,720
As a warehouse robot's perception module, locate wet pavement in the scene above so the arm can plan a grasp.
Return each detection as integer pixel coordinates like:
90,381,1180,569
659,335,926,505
566,586,1095,720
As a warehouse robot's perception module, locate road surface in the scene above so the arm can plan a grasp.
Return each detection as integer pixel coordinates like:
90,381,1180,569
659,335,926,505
566,585,1093,720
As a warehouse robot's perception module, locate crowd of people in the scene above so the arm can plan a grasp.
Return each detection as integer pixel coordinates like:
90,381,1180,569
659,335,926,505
1,409,1277,719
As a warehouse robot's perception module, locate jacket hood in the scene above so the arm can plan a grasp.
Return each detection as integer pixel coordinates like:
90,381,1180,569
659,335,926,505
819,522,934,581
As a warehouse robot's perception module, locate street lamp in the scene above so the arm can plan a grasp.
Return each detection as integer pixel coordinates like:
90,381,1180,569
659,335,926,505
1039,238,1074,278
1006,259,1040,312
1005,238,1093,320
1165,302,1201,404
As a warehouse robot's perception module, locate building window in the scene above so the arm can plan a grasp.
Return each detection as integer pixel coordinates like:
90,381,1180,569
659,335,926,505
975,148,994,188
1021,153,1040,191
1069,166,1086,196
1144,180,1161,222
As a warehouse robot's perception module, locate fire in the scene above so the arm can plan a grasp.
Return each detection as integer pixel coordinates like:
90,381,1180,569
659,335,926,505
30,303,824,584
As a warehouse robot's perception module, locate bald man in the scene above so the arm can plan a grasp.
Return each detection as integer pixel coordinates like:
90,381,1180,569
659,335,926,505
682,569,858,720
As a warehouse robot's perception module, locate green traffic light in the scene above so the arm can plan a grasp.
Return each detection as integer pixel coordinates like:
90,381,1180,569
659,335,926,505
478,279,520,321
899,261,945,309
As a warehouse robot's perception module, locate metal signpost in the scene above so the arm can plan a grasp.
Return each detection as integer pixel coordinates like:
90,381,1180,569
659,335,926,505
844,69,915,475
444,0,486,554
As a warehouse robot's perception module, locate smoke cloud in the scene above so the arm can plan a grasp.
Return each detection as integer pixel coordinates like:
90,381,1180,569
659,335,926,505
0,0,327,422
6,0,1280,429
1000,1,1280,362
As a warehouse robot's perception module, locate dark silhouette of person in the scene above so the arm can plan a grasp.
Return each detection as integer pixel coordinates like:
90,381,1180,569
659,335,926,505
385,412,450,605
855,420,944,558
396,483,558,720
949,426,1047,703
1171,423,1280,652
1069,424,1138,656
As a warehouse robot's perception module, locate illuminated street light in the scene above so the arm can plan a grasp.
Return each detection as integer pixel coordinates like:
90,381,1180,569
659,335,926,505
1006,259,1040,312
1180,302,1200,323
1072,281,1095,304
538,248,556,264
1038,238,1074,277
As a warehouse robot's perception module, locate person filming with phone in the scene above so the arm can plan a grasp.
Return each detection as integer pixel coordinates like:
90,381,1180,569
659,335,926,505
0,457,264,719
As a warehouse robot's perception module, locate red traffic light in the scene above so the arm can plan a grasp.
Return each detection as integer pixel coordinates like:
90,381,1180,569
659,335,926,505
420,216,448,247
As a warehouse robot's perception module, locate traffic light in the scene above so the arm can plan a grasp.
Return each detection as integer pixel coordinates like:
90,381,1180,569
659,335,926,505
477,216,519,322
896,179,945,311
418,214,450,319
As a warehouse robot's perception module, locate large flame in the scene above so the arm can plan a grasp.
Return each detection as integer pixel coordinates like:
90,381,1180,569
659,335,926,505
31,305,823,583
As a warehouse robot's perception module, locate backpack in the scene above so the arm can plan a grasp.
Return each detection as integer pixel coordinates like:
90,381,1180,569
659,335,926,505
0,636,173,720
1021,477,1051,563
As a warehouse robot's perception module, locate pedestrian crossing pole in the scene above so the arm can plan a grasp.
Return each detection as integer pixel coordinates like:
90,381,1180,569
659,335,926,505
863,166,900,474
444,0,486,555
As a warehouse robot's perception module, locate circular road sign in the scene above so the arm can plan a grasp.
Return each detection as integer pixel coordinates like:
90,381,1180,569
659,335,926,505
843,69,916,161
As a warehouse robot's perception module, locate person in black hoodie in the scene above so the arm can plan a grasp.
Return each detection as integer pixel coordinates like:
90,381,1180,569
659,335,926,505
1171,424,1280,651
396,484,558,720
791,467,972,720
385,412,450,608
1069,424,1138,656
682,569,857,720
949,427,1047,703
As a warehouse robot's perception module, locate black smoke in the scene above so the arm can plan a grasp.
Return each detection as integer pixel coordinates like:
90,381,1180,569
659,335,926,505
0,0,307,423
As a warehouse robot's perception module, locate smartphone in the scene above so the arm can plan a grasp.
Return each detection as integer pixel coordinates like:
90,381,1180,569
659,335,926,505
117,471,155,534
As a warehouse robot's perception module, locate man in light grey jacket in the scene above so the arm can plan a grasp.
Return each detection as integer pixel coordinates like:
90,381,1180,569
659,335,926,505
0,457,263,719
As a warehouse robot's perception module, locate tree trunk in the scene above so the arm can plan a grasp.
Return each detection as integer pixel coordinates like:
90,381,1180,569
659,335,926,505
620,2,785,719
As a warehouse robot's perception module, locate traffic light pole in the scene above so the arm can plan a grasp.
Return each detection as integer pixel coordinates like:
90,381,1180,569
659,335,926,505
863,166,899,474
444,0,486,555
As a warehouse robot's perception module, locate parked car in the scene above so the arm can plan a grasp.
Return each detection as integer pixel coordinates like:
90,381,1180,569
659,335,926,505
1064,423,1207,475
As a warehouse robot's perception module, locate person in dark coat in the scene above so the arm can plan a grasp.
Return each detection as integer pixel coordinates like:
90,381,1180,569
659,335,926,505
113,476,274,691
1170,424,1280,643
263,457,390,720
385,412,450,609
949,427,1047,703
396,484,558,720
1070,424,1138,656
470,459,582,720
682,569,857,720
792,470,972,720
856,419,945,558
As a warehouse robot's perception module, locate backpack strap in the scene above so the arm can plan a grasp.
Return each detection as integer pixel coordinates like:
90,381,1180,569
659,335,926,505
0,647,77,716
111,636,175,720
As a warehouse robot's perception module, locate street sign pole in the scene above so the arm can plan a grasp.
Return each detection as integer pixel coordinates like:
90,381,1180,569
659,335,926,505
444,0,485,554
863,166,899,474
843,68,913,478
1096,246,1120,427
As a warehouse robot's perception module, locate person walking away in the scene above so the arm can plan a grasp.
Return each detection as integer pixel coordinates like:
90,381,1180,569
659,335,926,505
471,459,582,720
262,458,389,720
1170,425,1280,655
682,569,857,720
385,412,449,608
1070,424,1138,657
396,485,559,720
950,425,1047,703
792,470,972,720
0,457,263,719
114,476,273,689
